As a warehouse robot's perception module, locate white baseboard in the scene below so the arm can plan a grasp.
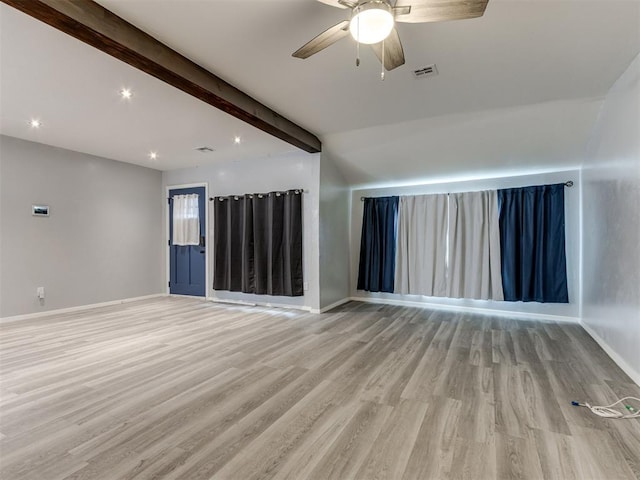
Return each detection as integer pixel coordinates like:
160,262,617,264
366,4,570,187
169,294,208,301
207,297,312,312
311,297,351,314
207,297,257,307
0,293,168,323
580,322,640,387
348,296,580,324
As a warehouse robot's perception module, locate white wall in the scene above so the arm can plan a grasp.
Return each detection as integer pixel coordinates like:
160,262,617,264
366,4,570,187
319,152,350,310
350,170,581,321
582,54,640,385
0,135,164,317
163,151,321,311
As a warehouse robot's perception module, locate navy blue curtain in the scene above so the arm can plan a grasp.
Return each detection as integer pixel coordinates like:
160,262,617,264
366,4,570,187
357,196,399,293
498,184,568,303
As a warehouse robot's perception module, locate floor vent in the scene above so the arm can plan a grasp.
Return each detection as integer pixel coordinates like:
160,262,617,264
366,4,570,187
412,64,438,79
195,146,215,153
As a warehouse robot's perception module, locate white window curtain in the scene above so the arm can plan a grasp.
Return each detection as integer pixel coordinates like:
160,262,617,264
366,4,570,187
172,194,200,246
395,194,448,296
447,190,503,300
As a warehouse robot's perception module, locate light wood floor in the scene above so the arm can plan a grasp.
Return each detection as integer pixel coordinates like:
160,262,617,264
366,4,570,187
1,297,639,480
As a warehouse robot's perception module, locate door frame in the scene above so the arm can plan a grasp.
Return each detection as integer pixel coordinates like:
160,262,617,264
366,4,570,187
166,182,209,297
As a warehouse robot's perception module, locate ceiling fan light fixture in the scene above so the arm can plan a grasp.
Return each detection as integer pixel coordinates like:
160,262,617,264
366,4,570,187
349,1,394,45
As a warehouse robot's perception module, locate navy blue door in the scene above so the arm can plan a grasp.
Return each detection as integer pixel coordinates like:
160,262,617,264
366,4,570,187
169,187,206,296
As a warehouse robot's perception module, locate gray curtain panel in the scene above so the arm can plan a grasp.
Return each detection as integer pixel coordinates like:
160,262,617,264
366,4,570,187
213,190,304,296
213,195,254,293
252,191,303,296
395,194,448,296
213,190,303,297
447,190,504,300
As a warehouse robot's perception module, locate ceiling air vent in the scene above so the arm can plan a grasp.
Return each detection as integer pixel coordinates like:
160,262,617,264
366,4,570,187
412,64,438,79
194,146,215,153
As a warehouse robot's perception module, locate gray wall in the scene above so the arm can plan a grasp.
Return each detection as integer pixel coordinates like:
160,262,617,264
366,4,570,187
0,135,164,317
163,151,321,311
319,152,350,310
582,54,640,384
350,170,581,321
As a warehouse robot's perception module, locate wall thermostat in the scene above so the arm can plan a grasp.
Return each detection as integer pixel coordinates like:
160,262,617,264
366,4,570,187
32,205,50,216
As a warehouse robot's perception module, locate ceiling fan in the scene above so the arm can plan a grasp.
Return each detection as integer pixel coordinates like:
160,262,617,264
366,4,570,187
293,0,489,78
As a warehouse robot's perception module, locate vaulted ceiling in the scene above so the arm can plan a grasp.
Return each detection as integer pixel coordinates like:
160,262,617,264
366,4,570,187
1,0,639,184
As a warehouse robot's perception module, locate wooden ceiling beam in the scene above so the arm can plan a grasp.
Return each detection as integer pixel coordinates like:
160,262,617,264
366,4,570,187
2,0,322,153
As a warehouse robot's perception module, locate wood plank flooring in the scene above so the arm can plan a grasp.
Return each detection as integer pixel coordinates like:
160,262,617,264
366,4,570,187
1,297,639,480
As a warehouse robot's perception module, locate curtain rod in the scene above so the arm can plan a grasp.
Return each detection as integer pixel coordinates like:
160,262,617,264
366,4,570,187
209,189,305,201
359,181,574,201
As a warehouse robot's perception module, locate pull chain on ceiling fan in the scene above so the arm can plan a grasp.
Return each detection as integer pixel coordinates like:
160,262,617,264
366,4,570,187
293,0,489,78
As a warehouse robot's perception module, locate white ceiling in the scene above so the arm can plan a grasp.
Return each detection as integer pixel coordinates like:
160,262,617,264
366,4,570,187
1,0,639,183
0,3,297,171
325,97,604,186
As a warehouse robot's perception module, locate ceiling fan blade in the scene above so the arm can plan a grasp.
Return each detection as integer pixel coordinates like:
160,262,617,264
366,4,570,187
371,27,405,71
292,20,351,59
395,0,489,23
316,0,356,9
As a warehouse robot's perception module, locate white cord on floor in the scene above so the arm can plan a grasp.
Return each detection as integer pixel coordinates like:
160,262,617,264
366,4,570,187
572,396,640,419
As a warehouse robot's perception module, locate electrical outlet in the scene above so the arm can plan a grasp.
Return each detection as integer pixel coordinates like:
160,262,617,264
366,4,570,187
37,287,45,299
303,282,309,291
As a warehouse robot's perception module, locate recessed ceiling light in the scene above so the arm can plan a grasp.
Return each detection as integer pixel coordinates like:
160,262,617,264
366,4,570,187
29,119,41,128
120,88,132,99
149,151,157,160
234,136,241,144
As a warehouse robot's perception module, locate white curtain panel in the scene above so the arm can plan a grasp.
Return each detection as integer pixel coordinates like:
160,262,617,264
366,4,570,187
172,194,200,246
447,190,504,300
395,194,448,296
